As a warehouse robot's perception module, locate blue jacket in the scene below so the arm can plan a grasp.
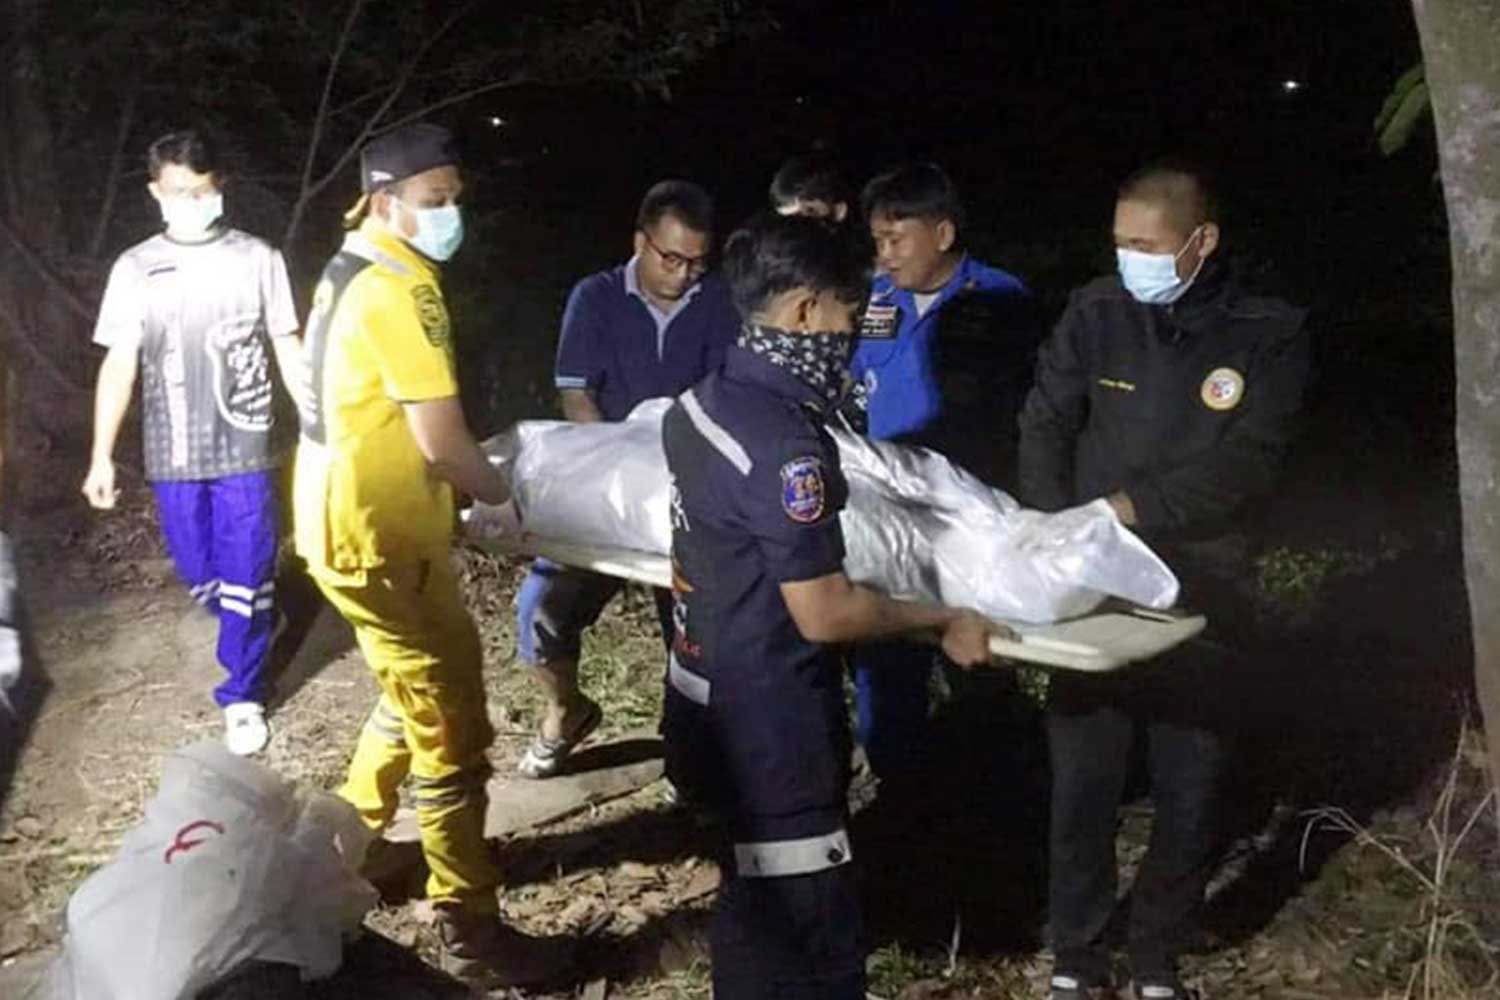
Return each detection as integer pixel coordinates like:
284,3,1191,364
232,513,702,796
850,255,1029,442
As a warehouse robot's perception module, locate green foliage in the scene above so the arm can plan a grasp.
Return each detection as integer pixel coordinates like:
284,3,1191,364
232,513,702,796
1374,62,1432,156
1255,546,1343,609
1253,536,1406,618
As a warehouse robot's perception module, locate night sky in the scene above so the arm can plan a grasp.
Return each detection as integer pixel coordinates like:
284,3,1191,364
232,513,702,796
444,0,1446,465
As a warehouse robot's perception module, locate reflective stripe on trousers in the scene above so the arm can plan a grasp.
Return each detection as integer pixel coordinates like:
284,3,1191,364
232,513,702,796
734,828,852,878
312,555,499,915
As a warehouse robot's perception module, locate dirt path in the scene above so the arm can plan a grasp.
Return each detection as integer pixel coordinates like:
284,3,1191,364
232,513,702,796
2,475,1496,999
0,484,721,998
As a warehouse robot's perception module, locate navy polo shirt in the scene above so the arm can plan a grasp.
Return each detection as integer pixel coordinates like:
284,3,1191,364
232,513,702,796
662,346,852,838
554,258,740,421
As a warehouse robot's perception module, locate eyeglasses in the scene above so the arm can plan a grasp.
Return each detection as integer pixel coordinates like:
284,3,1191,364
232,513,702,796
642,230,710,275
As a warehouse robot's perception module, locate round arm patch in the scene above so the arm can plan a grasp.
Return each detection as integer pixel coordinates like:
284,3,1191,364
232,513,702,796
781,456,827,523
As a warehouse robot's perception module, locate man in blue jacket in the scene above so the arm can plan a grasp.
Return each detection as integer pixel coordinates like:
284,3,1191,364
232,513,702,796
849,163,1035,782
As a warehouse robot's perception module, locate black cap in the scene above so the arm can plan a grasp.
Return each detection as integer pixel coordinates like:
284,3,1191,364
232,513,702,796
360,123,460,193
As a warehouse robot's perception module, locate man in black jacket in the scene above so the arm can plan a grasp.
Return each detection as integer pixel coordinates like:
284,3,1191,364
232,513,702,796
1019,162,1310,1000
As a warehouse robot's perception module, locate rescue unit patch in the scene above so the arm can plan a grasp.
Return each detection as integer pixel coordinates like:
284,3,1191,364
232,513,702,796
1201,367,1245,411
859,301,899,340
411,284,450,349
781,456,827,523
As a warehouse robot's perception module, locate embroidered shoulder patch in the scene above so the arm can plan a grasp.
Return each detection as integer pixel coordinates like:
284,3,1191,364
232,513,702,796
780,456,827,524
859,300,899,340
411,284,450,349
1200,367,1245,411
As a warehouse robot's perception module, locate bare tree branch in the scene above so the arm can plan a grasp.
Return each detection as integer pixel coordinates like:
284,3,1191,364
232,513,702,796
0,214,95,323
330,83,400,121
88,73,145,259
284,0,367,247
374,74,530,136
306,2,478,201
0,287,88,397
283,0,480,250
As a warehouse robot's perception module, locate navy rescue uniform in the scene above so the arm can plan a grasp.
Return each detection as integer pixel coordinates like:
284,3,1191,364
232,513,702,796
662,344,865,999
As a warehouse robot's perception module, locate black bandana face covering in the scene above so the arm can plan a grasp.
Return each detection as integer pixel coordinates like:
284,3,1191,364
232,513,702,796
738,324,854,408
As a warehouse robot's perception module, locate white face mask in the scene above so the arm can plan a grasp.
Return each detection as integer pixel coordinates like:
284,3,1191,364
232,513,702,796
1116,225,1205,305
160,192,223,240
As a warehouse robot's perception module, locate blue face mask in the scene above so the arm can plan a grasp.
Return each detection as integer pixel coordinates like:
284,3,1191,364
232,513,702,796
396,200,464,262
1116,226,1204,305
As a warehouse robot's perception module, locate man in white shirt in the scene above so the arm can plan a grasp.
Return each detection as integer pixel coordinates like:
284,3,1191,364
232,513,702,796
82,130,305,755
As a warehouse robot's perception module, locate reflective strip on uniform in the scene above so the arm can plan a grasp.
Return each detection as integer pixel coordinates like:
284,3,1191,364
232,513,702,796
679,389,752,476
668,652,711,706
219,580,274,618
366,701,407,745
344,232,411,277
220,596,254,619
413,784,469,809
734,828,853,878
190,580,221,605
411,768,485,810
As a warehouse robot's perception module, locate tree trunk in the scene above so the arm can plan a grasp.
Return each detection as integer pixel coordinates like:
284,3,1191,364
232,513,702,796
1412,0,1500,822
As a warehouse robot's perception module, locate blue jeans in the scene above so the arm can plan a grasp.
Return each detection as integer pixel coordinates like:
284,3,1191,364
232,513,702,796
515,557,672,664
852,640,932,779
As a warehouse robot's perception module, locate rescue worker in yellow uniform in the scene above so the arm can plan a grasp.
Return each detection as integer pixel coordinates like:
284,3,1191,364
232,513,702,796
295,122,569,988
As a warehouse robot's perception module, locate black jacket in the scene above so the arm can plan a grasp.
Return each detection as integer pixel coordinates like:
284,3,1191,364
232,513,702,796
918,287,1042,491
1018,264,1310,543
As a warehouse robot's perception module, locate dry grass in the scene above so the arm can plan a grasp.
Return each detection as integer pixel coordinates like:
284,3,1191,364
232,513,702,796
1297,721,1498,1000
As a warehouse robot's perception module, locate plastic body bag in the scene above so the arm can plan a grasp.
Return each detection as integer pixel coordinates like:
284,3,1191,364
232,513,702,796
43,742,376,1000
473,399,1178,624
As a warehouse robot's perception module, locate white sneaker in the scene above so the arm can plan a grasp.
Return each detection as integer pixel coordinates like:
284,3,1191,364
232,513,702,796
224,702,270,755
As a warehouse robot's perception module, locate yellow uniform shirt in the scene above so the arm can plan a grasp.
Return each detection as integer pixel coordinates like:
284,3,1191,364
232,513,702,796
294,219,458,578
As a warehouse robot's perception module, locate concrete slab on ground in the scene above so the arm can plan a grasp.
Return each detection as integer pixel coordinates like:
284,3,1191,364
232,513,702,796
387,736,664,842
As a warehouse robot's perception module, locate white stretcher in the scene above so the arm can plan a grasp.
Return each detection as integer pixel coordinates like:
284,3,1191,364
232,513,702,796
475,533,1207,673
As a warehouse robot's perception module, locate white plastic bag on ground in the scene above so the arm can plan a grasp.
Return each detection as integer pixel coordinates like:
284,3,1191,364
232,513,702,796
0,530,22,715
473,399,1178,624
43,742,376,1000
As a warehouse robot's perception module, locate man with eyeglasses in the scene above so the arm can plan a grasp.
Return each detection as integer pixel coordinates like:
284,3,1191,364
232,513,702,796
514,179,740,779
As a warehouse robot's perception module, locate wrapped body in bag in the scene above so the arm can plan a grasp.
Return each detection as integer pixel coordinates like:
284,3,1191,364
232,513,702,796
42,742,376,1000
471,399,1179,624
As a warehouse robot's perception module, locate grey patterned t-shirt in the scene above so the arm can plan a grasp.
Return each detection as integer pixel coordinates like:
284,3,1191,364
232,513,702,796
94,229,299,481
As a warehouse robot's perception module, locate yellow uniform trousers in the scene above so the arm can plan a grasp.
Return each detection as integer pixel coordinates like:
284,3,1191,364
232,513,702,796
311,554,499,914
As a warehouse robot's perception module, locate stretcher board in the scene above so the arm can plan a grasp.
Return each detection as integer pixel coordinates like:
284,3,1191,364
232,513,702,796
473,534,1206,673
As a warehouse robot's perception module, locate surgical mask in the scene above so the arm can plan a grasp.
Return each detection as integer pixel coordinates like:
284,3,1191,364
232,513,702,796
1116,226,1204,305
395,200,464,262
160,192,223,240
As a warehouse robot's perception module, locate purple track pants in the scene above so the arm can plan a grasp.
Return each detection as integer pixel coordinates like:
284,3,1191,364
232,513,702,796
152,470,278,707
